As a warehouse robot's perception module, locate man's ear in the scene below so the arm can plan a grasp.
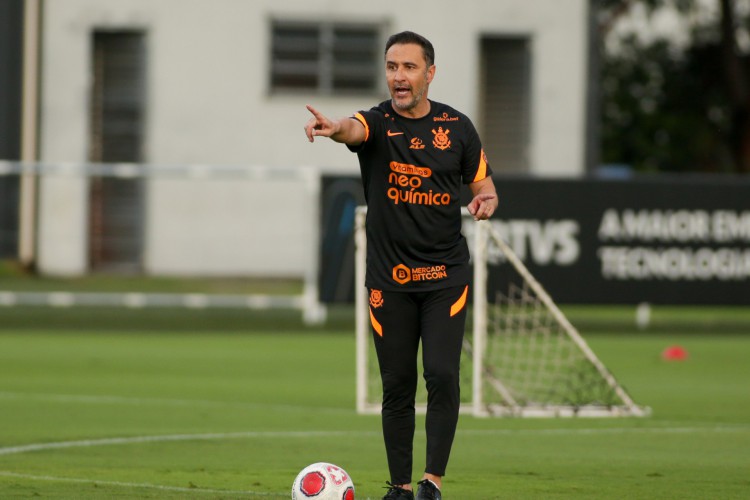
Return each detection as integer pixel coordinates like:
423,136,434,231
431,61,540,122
426,64,436,84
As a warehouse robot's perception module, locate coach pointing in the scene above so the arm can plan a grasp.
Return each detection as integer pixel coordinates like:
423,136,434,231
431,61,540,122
304,31,497,500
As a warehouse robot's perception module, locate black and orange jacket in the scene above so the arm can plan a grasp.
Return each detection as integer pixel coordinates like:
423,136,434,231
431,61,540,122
348,99,492,291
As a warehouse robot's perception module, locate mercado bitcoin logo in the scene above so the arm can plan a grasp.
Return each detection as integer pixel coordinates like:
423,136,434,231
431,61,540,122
392,264,411,284
412,265,448,282
392,264,448,285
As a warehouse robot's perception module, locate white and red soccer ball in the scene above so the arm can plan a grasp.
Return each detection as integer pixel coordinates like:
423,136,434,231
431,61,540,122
291,462,355,500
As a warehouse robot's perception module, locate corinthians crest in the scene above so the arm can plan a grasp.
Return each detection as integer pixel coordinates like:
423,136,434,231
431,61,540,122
369,289,384,308
431,127,451,150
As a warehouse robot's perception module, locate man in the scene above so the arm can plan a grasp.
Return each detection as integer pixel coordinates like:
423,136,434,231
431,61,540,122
304,31,497,500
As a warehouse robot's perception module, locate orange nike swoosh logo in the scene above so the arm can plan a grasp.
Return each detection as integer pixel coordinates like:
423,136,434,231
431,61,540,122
387,130,404,137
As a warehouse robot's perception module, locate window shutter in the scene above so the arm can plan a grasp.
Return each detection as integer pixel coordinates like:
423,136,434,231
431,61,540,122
88,31,146,272
271,22,379,95
480,37,532,173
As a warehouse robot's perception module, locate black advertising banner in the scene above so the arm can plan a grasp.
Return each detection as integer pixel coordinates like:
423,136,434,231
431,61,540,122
319,176,365,303
321,175,750,305
476,176,750,305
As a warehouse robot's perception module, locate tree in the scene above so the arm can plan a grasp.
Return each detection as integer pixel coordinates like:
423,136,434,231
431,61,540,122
598,0,750,173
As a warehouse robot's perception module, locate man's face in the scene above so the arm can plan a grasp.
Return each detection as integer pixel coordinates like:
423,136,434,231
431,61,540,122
385,43,435,114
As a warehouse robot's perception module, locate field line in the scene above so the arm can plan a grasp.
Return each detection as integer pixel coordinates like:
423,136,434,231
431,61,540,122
0,430,379,457
0,470,281,497
1,425,748,458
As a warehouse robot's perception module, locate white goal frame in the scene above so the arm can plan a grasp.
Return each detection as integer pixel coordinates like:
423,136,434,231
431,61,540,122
354,206,649,418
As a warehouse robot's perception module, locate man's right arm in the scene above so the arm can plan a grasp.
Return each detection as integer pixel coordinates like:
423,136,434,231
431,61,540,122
304,105,366,146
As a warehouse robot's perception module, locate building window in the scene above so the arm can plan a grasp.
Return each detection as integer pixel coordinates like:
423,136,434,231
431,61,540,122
479,36,532,173
88,30,146,272
271,21,380,95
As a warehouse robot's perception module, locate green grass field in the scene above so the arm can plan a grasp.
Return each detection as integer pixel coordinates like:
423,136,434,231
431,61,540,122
1,306,749,499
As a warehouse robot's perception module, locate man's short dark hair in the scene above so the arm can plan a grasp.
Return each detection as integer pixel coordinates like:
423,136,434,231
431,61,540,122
385,31,435,67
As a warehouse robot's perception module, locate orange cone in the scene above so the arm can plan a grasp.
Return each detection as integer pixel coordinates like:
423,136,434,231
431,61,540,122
661,345,688,361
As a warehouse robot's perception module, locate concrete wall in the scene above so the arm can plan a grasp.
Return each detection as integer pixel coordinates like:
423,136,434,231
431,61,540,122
35,164,319,277
143,168,318,278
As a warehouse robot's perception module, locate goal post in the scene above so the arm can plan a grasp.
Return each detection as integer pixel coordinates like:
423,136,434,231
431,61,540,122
470,218,648,417
354,206,649,418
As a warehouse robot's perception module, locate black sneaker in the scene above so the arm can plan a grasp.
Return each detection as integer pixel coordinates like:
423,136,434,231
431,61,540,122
383,482,415,500
416,479,442,500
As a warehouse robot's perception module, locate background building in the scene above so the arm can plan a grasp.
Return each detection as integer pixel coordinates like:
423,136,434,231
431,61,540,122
37,0,590,174
1,0,591,277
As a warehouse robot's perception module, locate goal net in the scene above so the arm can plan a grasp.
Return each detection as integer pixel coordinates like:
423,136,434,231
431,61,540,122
355,207,648,417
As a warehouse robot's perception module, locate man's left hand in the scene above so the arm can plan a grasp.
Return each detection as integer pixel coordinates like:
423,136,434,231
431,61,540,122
467,193,498,221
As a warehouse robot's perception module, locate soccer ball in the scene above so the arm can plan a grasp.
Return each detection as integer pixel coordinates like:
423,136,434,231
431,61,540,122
291,462,355,500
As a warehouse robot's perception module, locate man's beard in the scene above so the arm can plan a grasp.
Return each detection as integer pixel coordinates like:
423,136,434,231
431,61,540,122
392,84,426,111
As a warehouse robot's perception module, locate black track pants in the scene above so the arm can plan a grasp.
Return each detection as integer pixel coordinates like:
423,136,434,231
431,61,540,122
368,284,468,484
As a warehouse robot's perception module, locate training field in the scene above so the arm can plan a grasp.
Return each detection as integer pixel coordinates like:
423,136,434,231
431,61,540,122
1,306,749,499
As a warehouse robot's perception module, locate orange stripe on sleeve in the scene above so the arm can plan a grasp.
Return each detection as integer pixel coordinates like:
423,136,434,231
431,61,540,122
450,285,469,317
473,149,488,182
353,113,370,142
369,307,383,336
